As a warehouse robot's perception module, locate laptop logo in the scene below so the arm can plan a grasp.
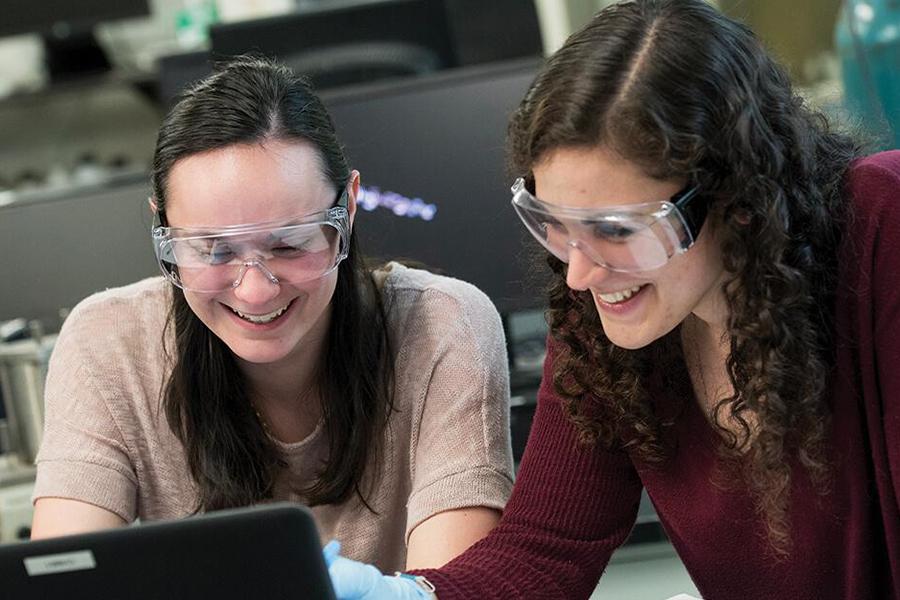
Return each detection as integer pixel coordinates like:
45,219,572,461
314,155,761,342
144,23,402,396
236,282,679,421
24,550,97,576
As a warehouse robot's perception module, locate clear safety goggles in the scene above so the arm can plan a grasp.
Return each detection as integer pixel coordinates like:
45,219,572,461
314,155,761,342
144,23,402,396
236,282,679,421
510,177,709,272
152,189,351,293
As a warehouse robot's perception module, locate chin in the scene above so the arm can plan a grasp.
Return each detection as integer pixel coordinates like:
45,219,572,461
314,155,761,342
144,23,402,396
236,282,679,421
607,337,650,351
601,325,655,351
225,339,297,365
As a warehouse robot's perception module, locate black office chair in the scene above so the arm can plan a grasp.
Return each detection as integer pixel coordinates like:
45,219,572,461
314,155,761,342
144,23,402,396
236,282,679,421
285,41,443,89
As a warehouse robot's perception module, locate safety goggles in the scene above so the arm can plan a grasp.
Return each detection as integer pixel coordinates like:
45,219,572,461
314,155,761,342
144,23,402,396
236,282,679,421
151,189,351,293
510,177,709,272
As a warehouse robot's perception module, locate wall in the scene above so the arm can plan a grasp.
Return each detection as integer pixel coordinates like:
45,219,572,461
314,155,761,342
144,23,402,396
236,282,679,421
719,0,842,85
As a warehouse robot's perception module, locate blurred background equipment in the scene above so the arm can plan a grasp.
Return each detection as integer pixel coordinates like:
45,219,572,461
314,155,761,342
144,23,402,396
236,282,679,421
325,58,545,314
209,0,456,89
0,0,151,83
835,0,900,150
156,0,542,104
0,335,52,468
0,321,47,544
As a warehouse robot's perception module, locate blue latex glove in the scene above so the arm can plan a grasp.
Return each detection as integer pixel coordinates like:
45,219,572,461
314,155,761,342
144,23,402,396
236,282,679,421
323,540,432,600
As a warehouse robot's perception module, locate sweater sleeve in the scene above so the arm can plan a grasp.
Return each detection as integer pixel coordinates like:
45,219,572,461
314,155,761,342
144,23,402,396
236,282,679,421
848,152,900,511
404,282,514,541
413,336,642,600
32,297,139,521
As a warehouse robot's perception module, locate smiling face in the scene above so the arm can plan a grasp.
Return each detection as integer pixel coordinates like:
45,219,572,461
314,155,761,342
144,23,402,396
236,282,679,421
163,139,356,370
533,145,728,349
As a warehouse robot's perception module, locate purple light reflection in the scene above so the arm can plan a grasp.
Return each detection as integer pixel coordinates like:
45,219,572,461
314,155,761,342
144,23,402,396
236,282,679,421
357,186,437,221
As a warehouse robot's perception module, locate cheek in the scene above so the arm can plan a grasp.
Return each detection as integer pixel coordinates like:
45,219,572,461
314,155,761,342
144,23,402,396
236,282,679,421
182,291,217,322
691,232,726,286
183,291,240,340
291,272,339,311
657,236,724,307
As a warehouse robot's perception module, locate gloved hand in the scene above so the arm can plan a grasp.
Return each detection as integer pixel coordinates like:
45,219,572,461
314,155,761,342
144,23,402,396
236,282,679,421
323,540,433,600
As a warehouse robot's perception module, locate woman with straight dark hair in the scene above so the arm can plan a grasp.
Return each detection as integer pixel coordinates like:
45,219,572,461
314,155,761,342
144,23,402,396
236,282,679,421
30,57,514,573
326,1,900,597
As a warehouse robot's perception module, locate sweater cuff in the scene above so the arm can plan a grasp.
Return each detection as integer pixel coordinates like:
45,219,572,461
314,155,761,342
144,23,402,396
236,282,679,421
32,459,137,522
405,465,513,543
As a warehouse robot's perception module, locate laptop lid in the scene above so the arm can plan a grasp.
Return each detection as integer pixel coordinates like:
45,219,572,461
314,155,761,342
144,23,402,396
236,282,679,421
0,503,336,600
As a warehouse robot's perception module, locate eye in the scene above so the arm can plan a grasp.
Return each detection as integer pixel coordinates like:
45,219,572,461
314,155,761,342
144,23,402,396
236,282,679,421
209,247,235,264
540,216,567,235
270,228,331,256
195,241,234,264
269,231,311,256
591,221,638,240
271,244,307,257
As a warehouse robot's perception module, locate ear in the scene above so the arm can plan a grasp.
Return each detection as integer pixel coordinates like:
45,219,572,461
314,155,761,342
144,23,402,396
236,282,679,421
733,208,752,226
148,196,159,213
346,170,360,228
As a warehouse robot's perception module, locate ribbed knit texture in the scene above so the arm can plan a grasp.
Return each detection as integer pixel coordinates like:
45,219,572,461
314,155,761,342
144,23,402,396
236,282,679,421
415,152,900,599
33,263,514,573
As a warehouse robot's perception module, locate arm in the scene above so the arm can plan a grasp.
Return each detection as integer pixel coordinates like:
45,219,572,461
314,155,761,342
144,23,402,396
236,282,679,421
326,337,642,600
31,498,126,540
837,152,900,587
31,298,139,535
846,153,900,507
860,154,900,507
405,507,500,570
411,336,643,600
402,281,514,567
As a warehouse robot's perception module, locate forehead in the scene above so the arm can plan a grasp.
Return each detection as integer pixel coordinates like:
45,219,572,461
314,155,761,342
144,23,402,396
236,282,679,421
164,140,334,228
532,145,684,210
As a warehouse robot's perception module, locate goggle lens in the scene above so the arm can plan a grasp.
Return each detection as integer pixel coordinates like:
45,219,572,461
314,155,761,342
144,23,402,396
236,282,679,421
511,178,698,272
156,222,347,292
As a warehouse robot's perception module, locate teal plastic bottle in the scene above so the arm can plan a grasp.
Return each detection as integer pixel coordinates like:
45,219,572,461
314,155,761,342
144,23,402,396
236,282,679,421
835,0,900,149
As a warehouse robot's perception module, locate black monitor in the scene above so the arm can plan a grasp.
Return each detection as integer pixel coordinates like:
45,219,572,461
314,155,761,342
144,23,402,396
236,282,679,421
321,57,547,314
0,0,151,81
210,0,457,90
160,0,541,105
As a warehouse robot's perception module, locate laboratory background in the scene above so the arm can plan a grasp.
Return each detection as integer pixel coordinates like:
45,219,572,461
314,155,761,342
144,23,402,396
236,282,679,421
0,1,897,598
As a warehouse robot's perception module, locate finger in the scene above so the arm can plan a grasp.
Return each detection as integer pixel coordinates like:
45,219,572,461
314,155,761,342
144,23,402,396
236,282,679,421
323,539,341,567
329,555,383,599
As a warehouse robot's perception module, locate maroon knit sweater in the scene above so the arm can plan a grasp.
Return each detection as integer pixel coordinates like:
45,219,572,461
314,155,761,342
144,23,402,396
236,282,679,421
416,152,900,599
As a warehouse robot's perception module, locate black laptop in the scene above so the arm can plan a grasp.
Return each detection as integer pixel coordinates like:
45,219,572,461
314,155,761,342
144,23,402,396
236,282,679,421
0,503,336,599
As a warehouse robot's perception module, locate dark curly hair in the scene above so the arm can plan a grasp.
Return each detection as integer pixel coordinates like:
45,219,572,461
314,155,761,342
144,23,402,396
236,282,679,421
508,0,861,555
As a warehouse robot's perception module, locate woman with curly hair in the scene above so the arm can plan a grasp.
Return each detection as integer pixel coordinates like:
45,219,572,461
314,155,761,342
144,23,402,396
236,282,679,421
326,0,900,598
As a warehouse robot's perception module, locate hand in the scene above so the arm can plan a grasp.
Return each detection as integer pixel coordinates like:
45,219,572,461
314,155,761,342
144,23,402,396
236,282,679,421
323,540,433,600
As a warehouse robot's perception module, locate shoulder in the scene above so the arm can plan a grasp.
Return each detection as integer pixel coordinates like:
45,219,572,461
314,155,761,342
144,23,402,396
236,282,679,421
838,153,900,306
55,277,171,361
375,262,507,381
377,262,502,330
841,151,900,270
44,277,174,430
845,151,900,226
847,150,900,182
69,276,170,313
65,276,170,329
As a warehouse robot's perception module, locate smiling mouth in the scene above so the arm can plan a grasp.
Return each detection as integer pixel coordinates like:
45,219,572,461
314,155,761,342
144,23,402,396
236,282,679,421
228,300,293,324
596,285,646,304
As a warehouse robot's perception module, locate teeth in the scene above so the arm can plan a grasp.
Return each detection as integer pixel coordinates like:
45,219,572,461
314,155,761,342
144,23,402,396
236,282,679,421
231,303,290,324
597,285,643,304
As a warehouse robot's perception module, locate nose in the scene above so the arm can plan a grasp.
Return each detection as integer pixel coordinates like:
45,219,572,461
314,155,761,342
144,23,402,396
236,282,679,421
232,260,281,305
565,246,610,291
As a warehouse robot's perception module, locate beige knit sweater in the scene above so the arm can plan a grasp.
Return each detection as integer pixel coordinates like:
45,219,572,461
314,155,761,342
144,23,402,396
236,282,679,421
33,263,514,572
